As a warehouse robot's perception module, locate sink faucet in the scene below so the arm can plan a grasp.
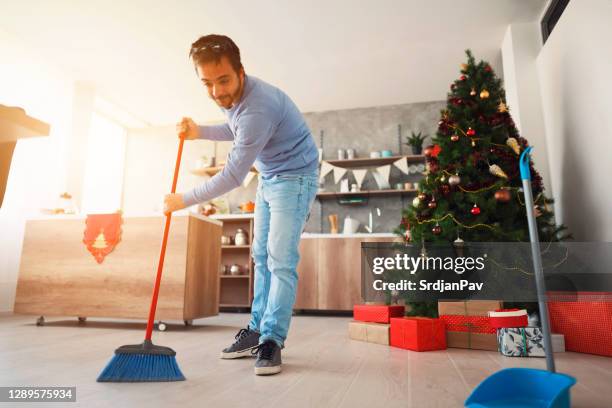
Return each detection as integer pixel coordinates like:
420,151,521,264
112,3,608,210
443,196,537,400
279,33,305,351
365,207,382,233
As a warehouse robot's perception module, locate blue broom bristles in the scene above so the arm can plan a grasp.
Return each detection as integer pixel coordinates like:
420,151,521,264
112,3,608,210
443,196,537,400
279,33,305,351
97,352,185,382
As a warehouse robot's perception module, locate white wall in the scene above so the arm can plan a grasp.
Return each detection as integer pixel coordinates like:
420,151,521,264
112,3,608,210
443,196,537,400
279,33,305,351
0,29,74,311
536,0,612,240
122,126,257,217
501,22,551,194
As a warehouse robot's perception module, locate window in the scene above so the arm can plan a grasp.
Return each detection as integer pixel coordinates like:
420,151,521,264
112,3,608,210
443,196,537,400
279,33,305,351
541,0,571,44
81,113,126,214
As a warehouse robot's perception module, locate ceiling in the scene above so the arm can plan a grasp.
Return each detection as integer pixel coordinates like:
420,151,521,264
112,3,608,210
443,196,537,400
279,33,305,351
0,0,546,126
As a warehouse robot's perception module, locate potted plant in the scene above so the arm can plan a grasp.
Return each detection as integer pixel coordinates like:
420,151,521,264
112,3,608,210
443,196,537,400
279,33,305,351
405,131,427,155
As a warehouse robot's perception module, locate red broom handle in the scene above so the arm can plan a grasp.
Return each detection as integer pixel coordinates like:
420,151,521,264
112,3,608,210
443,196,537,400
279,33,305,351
145,136,185,341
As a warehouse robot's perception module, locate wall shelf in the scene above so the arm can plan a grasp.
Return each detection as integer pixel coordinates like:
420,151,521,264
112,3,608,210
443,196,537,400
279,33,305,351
316,189,418,199
215,214,254,309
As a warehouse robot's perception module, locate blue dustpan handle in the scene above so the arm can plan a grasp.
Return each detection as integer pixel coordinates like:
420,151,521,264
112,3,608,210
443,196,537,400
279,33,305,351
521,146,556,373
520,146,533,180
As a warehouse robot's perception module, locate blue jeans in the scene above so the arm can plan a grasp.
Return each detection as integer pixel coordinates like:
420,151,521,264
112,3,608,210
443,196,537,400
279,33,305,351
248,172,318,347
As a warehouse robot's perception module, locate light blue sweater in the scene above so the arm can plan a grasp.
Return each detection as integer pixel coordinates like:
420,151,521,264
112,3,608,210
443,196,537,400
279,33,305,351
182,75,319,207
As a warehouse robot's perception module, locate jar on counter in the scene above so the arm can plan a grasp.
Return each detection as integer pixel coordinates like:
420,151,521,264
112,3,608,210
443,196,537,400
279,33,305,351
234,228,249,246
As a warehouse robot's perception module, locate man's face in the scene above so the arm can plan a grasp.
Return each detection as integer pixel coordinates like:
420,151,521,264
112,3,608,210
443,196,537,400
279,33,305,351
196,56,245,109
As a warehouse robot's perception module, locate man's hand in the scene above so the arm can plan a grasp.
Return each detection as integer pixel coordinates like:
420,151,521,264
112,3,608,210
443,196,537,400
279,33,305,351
176,117,198,140
164,193,186,215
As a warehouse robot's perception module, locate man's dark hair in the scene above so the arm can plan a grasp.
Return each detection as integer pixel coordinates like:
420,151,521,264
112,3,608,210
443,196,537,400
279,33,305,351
189,34,243,73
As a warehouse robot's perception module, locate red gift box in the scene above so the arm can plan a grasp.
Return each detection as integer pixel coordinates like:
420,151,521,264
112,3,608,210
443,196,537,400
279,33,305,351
547,291,612,357
439,315,496,334
353,304,405,324
390,317,446,351
488,309,528,329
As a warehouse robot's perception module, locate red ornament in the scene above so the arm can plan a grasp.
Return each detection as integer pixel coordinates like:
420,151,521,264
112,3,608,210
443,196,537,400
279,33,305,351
485,65,492,72
451,134,459,142
470,204,481,215
460,75,466,81
428,199,437,209
423,145,433,157
432,225,442,235
466,127,476,137
431,144,442,158
440,184,451,195
494,189,511,203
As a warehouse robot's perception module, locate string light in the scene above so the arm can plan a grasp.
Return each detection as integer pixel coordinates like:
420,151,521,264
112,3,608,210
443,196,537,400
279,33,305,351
415,213,497,231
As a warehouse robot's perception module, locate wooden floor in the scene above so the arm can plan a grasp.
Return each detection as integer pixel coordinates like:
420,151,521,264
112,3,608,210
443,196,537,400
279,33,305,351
1,312,611,408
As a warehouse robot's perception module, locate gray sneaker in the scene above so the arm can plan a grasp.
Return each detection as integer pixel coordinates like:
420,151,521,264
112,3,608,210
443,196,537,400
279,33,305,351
220,327,260,359
252,340,282,375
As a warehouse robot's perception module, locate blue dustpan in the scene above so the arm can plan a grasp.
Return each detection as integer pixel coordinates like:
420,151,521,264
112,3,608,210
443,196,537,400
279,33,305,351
465,148,576,408
465,367,576,408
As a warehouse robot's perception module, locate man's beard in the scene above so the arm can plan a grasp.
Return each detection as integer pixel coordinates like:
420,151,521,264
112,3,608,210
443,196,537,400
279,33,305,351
214,77,243,108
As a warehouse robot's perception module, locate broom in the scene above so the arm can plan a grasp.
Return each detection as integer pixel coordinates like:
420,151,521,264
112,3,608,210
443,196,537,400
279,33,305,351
97,136,187,382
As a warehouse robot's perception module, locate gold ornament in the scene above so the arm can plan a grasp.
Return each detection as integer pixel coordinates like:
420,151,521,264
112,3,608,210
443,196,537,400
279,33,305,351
506,137,520,155
448,174,461,186
470,88,477,96
480,89,490,99
460,63,468,71
489,164,508,179
412,197,421,208
498,100,508,113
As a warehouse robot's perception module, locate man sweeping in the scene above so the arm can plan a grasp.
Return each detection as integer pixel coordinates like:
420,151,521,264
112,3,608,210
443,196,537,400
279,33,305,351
164,34,319,375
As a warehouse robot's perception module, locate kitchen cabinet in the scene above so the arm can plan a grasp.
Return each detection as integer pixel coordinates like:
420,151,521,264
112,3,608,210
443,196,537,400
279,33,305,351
295,234,399,311
14,214,221,326
211,213,255,308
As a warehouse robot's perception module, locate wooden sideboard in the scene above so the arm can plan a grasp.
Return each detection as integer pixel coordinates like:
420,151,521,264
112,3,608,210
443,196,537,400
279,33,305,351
14,214,222,325
295,235,399,311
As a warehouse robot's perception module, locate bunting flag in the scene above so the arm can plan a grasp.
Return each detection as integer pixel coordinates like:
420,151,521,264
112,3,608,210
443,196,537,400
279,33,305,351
83,213,123,264
393,157,409,175
352,168,368,189
333,166,348,184
372,165,391,189
319,161,334,182
243,171,257,187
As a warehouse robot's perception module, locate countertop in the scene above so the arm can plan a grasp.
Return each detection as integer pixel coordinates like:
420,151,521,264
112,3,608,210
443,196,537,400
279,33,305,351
300,232,398,238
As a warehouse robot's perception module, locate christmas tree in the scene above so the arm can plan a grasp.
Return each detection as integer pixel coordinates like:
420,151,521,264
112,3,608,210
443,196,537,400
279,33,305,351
397,50,569,245
394,50,570,316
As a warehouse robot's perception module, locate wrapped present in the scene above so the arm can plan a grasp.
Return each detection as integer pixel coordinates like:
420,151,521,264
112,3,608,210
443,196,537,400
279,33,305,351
488,309,528,329
353,304,405,324
438,300,502,351
547,291,612,357
439,315,496,334
446,331,498,351
348,321,389,345
497,327,545,357
390,317,446,351
552,333,565,353
438,300,502,316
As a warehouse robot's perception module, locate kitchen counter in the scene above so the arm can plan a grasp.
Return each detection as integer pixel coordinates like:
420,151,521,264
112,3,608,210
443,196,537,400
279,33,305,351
301,232,397,238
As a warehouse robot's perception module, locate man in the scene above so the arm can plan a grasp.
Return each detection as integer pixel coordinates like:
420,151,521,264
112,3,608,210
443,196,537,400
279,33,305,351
164,34,319,376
